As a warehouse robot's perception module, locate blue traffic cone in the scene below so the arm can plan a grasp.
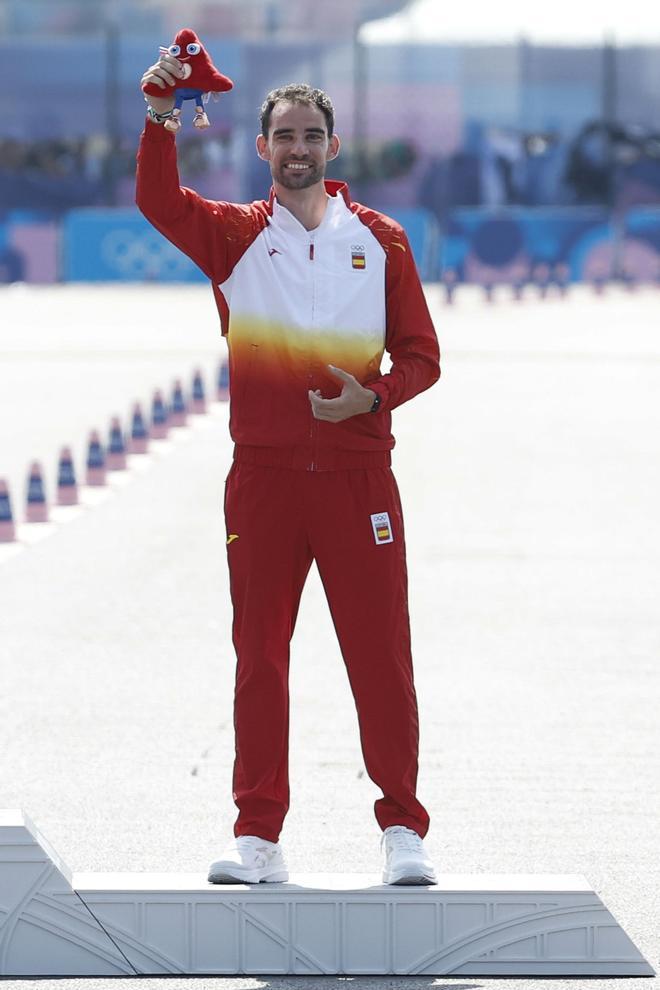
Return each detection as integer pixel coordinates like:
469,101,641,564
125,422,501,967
190,368,207,414
532,262,551,299
591,264,608,296
86,430,106,486
25,461,48,522
150,389,169,439
620,264,637,292
441,268,457,305
56,446,78,505
216,359,230,401
553,262,570,298
0,479,16,542
128,402,149,454
107,416,127,469
170,378,188,427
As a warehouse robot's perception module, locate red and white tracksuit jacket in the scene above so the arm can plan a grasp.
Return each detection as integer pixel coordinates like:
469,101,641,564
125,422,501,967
136,117,441,841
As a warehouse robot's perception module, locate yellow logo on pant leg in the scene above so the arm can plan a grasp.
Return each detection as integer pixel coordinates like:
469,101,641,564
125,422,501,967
227,534,240,544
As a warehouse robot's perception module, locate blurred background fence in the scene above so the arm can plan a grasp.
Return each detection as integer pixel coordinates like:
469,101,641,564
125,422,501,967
3,0,660,284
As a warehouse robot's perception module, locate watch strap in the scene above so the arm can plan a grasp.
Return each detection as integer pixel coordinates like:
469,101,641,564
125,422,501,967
146,104,174,125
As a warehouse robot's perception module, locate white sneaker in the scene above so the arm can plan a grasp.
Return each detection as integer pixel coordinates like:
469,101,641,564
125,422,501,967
208,835,289,884
381,825,437,885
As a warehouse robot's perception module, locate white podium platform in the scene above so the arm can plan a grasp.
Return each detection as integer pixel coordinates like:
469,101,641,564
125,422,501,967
1,810,654,977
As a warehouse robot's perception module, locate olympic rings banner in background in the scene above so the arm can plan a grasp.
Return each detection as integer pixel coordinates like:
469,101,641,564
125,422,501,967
62,210,207,283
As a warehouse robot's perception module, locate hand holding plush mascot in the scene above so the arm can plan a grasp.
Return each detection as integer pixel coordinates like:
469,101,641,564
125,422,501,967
142,28,233,132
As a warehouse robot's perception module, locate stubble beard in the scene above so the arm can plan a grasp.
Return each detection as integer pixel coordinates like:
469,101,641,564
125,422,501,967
275,160,325,190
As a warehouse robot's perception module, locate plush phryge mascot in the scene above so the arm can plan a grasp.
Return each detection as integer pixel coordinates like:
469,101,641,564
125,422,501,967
142,28,233,132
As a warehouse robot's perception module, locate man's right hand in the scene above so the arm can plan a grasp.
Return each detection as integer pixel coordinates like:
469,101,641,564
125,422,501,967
140,54,185,114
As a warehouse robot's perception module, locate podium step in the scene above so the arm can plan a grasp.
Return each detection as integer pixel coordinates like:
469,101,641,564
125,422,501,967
0,809,654,977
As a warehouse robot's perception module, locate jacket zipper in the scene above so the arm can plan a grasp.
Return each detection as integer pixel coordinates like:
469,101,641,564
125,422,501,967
308,234,316,471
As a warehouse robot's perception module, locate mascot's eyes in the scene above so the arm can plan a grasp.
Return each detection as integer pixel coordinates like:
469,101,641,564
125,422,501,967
186,43,201,55
168,44,181,56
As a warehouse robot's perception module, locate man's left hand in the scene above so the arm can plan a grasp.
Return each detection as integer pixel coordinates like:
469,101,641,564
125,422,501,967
308,365,376,422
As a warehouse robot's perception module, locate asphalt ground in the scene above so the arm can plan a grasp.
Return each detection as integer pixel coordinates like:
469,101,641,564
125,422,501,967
0,282,658,989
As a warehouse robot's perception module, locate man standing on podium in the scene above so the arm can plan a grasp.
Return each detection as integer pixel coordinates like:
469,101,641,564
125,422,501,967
136,49,440,886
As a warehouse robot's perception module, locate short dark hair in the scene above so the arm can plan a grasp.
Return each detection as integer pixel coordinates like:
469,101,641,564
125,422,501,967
260,83,335,139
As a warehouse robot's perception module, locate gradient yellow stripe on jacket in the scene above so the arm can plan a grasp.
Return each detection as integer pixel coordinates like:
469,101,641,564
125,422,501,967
227,315,385,389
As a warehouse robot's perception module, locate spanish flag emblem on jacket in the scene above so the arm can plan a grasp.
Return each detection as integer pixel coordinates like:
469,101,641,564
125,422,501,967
351,246,366,269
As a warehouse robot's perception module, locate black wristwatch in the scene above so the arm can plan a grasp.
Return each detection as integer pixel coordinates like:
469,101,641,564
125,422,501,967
369,392,382,413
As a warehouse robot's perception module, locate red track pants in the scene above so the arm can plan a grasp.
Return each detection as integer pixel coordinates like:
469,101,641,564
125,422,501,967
223,449,430,843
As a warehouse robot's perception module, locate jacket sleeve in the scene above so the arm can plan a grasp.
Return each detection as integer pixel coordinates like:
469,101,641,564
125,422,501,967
366,228,440,413
135,117,261,285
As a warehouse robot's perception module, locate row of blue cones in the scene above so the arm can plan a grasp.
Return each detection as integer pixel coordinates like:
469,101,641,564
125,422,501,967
0,360,230,543
440,268,654,303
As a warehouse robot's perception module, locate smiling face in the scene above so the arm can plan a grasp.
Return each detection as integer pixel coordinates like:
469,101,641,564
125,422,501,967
168,28,204,63
256,101,340,192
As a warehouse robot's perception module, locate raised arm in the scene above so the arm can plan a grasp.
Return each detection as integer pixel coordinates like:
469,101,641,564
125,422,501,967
135,52,265,285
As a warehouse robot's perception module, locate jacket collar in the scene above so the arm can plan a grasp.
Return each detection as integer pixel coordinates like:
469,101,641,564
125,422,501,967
267,179,352,209
268,179,352,238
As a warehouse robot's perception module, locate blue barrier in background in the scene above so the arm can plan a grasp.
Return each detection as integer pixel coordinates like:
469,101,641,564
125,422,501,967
439,206,660,283
440,207,615,283
4,204,660,284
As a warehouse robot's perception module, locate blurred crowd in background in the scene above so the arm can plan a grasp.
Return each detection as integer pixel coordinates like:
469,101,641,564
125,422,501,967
0,133,236,211
4,0,660,215
4,124,660,216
